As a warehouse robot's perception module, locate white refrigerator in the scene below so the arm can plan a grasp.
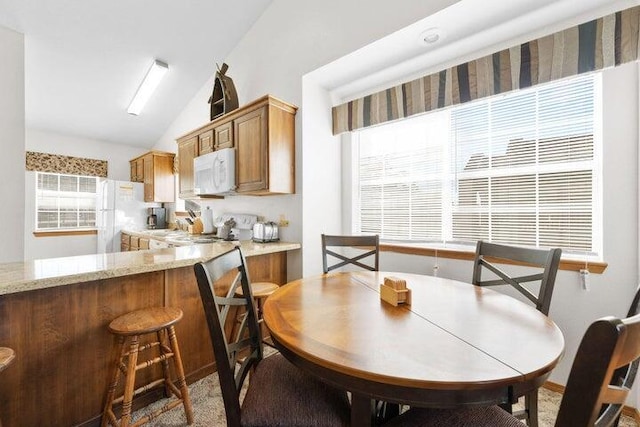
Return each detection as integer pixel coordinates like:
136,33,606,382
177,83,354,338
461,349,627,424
97,180,147,254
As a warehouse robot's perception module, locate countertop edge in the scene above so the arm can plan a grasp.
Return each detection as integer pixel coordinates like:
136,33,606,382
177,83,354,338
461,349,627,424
0,241,301,296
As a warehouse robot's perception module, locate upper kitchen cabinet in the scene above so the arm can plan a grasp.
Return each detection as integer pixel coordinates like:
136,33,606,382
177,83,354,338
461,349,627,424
130,151,175,202
130,156,145,183
177,136,198,199
176,95,297,198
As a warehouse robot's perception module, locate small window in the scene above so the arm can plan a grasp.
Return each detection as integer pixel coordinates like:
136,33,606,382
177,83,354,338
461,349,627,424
35,172,98,230
353,73,601,259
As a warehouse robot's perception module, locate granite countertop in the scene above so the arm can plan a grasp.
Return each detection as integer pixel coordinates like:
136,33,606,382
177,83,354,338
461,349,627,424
0,241,301,296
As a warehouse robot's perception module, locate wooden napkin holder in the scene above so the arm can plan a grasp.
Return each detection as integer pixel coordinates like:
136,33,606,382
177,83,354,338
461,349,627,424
380,276,412,306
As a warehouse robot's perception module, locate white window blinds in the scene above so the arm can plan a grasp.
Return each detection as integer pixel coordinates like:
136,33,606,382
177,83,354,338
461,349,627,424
355,73,600,256
36,172,98,230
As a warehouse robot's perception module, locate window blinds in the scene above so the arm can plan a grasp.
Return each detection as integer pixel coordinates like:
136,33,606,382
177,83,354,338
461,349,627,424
356,73,597,255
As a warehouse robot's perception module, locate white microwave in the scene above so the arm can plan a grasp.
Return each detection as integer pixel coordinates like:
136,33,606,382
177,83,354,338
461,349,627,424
193,148,236,195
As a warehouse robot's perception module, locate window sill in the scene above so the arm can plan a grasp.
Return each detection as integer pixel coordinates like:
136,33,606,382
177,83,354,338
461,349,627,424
33,229,97,237
380,243,608,274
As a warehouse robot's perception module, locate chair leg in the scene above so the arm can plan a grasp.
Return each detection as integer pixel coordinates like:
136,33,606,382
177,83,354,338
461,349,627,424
167,326,194,424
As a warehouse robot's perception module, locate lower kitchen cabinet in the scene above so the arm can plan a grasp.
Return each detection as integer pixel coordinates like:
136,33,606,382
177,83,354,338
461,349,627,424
0,251,288,427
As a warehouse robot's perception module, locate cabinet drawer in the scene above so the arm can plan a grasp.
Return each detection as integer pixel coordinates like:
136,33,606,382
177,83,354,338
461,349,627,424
198,130,214,155
139,238,150,250
121,234,131,245
130,236,140,249
214,122,233,149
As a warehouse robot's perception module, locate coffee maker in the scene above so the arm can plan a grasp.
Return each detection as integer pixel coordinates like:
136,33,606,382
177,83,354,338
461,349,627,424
147,207,166,229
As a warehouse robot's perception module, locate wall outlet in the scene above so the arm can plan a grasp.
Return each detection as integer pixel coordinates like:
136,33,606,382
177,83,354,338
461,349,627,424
278,214,289,227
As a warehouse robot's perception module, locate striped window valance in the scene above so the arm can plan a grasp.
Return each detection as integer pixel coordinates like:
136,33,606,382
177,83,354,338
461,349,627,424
25,151,108,177
332,5,640,135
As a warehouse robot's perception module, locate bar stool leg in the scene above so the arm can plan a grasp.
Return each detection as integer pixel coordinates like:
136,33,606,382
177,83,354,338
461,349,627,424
120,335,140,427
156,330,172,398
102,336,127,427
167,325,194,424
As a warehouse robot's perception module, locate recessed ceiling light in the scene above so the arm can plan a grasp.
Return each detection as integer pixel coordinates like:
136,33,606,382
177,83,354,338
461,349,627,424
420,28,443,45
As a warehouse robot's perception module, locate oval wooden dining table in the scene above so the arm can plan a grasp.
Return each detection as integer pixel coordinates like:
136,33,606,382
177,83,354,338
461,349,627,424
262,271,565,427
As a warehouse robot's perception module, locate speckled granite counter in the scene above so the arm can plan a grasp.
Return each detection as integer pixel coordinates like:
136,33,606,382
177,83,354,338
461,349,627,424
0,241,300,296
0,240,299,426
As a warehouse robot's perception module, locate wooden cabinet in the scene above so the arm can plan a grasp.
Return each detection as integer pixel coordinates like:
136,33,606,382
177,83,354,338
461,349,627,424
139,238,150,250
176,95,297,198
121,232,130,251
130,151,175,202
0,251,288,427
198,130,214,155
177,136,198,199
214,122,233,150
235,106,268,193
121,232,150,251
129,157,144,182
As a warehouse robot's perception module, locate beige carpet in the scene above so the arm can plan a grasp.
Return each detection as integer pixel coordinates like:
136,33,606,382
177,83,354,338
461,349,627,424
131,360,639,426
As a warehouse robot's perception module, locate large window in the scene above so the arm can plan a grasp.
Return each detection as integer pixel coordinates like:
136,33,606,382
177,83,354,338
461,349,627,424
35,172,98,230
354,73,601,258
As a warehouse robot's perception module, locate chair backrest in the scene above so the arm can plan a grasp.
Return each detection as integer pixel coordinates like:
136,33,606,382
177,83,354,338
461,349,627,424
555,303,640,426
321,234,380,274
471,240,562,315
193,247,262,427
602,284,640,426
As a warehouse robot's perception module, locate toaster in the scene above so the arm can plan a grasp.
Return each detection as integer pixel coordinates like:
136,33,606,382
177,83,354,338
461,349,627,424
252,221,279,242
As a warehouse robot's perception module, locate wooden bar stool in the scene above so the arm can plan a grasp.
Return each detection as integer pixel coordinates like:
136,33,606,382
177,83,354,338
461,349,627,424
235,281,279,344
101,307,194,427
0,347,15,427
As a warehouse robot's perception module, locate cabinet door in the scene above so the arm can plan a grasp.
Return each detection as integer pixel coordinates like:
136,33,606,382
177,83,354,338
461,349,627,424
121,233,131,251
214,122,233,150
178,136,198,198
130,161,137,182
235,106,268,193
198,130,214,155
136,158,145,182
152,155,176,202
143,155,153,202
139,238,149,250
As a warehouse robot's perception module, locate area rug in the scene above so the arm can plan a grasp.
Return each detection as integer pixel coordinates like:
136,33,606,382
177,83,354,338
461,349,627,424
131,360,639,426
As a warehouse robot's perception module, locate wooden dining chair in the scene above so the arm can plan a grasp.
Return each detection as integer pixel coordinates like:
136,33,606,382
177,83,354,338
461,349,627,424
384,285,640,427
193,247,350,427
321,234,379,273
472,240,562,427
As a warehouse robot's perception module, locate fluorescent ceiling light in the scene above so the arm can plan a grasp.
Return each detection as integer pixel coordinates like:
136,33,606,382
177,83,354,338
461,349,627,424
127,59,169,115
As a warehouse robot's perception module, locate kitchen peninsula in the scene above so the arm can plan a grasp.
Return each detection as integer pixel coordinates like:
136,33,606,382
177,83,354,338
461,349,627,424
0,241,300,427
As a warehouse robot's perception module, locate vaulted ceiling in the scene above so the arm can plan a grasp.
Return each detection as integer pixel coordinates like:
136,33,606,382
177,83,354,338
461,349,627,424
0,0,272,147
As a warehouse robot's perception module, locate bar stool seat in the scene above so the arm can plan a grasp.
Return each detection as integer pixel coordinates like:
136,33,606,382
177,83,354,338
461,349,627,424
101,307,194,427
0,347,15,427
0,347,14,372
235,281,279,298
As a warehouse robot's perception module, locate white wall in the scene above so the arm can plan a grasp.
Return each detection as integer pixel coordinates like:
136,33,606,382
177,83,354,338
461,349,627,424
153,0,461,280
0,25,25,263
24,129,147,260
